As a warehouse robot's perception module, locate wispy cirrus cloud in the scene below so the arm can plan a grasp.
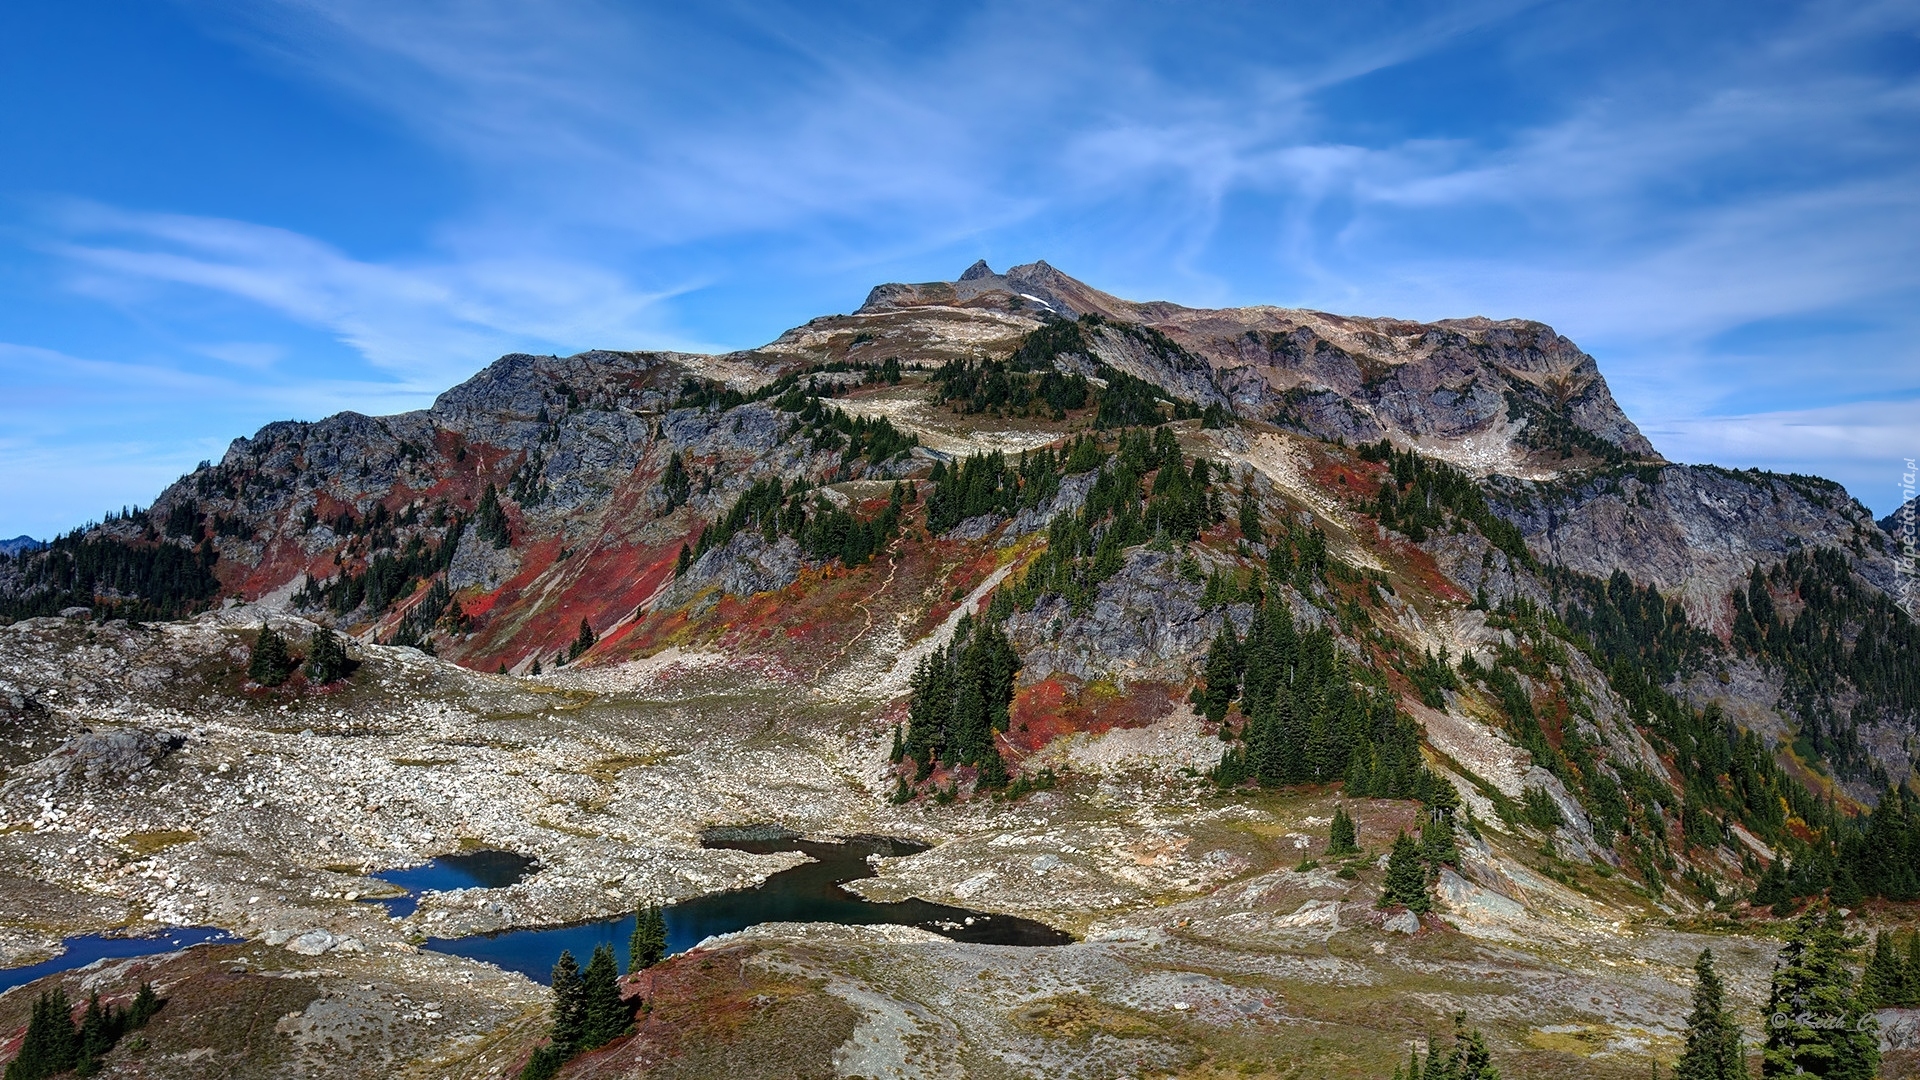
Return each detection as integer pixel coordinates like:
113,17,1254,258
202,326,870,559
44,202,701,386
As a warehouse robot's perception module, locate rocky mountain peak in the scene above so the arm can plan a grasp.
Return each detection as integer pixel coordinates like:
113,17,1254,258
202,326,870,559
958,258,997,281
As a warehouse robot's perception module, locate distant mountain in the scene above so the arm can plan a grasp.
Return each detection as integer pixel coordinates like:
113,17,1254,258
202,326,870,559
0,535,44,557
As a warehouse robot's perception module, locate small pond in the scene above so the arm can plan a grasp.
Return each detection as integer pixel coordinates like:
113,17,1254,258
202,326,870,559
0,927,240,995
425,828,1071,982
367,849,539,917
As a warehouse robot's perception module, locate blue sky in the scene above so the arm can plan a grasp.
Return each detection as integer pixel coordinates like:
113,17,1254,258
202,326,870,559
2,0,1917,537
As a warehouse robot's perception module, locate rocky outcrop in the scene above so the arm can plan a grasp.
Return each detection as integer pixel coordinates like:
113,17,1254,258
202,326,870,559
7,728,185,793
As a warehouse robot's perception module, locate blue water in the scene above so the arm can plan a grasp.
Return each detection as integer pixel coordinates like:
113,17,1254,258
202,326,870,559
426,831,1071,983
0,928,239,994
368,849,538,917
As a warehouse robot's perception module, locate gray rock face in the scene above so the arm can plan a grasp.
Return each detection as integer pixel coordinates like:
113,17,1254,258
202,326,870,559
1492,464,1897,629
650,532,802,613
10,728,185,793
446,527,522,592
1006,549,1237,686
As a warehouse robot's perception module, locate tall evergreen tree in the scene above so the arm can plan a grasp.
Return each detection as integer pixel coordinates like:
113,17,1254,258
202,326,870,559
548,950,586,1053
1862,930,1904,1007
247,624,295,686
1762,910,1878,1079
628,905,667,973
568,617,596,662
1381,831,1432,914
1329,806,1360,856
1675,949,1745,1080
1199,620,1241,724
578,943,629,1050
7,987,79,1080
307,626,352,683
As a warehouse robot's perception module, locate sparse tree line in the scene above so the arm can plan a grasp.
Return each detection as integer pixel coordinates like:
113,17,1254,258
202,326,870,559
1387,915,1906,1079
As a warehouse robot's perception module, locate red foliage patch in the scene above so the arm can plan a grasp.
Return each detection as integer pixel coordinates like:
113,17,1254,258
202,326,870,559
1003,677,1183,756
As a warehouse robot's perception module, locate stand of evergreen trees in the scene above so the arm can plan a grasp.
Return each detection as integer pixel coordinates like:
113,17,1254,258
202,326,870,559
248,624,296,686
519,945,634,1079
1205,600,1443,803
246,623,357,686
5,982,163,1080
930,357,1089,419
0,530,220,622
1358,440,1532,566
897,612,1020,790
1861,927,1920,1007
300,518,463,619
693,476,910,570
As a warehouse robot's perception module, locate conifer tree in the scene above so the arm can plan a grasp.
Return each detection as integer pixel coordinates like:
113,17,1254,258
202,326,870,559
1329,806,1360,856
674,542,692,578
1762,910,1878,1079
1863,931,1904,1007
629,905,667,973
578,943,629,1050
1674,949,1745,1080
1200,620,1241,724
307,626,352,683
128,983,162,1027
247,624,295,686
1237,479,1264,546
568,618,596,662
1907,930,1920,1007
548,950,586,1053
1381,831,1432,914
1394,1012,1499,1079
8,987,79,1080
475,484,511,548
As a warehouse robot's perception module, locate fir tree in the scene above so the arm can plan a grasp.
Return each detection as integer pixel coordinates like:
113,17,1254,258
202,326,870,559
1329,806,1360,856
578,943,629,1050
1199,620,1241,724
475,484,511,548
307,626,352,683
674,542,692,578
517,1046,564,1080
548,950,586,1053
628,905,667,973
1381,831,1432,914
1862,930,1904,1007
1675,949,1745,1080
660,452,691,511
7,987,79,1080
1762,910,1878,1079
247,624,295,686
568,617,596,662
1908,930,1920,1007
1237,479,1264,547
128,982,162,1027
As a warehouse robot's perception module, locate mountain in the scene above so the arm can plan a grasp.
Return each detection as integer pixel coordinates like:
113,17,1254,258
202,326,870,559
1,262,1916,1079
0,536,43,557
